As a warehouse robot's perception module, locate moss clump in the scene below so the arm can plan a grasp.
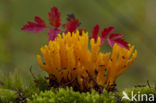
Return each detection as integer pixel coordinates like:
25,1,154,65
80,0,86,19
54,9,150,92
0,72,156,103
27,88,116,103
0,89,18,103
0,72,41,103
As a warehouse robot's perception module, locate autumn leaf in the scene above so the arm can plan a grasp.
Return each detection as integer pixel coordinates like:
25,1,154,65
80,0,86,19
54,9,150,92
64,14,80,33
90,25,129,49
48,28,61,41
21,16,46,34
107,33,129,49
48,7,61,28
100,26,115,44
90,24,100,41
107,36,129,50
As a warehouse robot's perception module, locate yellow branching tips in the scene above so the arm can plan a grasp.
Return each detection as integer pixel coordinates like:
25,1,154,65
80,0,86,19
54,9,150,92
36,31,137,91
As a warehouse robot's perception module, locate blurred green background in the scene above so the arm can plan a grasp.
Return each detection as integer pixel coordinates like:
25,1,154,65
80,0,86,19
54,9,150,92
0,0,156,89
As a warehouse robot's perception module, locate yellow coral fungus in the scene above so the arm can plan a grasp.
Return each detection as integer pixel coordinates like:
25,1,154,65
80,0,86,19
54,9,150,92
36,30,137,91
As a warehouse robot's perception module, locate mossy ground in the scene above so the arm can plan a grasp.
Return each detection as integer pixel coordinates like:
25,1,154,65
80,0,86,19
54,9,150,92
0,71,155,103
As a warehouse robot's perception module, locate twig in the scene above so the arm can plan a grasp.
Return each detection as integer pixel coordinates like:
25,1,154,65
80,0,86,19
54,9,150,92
134,80,152,88
86,71,98,86
146,80,151,88
134,84,146,88
86,70,103,93
59,79,75,88
29,66,37,80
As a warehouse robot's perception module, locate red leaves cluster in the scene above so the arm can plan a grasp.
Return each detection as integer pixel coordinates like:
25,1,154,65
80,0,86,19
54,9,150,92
90,24,129,49
21,7,80,41
21,6,129,49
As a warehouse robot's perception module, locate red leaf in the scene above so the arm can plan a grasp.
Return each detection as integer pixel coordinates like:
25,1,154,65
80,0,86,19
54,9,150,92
109,33,123,39
107,38,129,50
21,16,46,34
48,7,61,28
101,26,115,39
100,26,129,49
48,28,61,41
100,26,114,44
107,38,114,47
64,14,80,33
90,24,100,41
114,38,129,49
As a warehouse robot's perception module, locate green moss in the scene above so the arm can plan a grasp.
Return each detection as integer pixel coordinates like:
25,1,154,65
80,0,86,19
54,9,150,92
33,74,49,91
27,88,116,103
0,72,39,103
0,72,156,103
0,89,18,103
